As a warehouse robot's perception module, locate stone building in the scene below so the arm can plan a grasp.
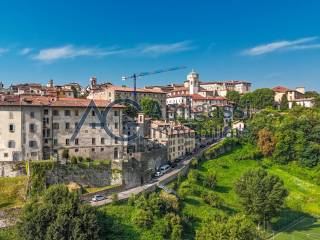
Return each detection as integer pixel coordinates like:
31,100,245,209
0,95,126,162
149,120,196,161
87,77,167,118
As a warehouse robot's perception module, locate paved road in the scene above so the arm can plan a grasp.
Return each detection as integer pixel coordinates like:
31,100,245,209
91,139,223,207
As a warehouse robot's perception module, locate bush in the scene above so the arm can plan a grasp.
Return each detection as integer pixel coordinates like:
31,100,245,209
201,192,222,208
61,149,69,160
71,156,78,164
85,157,92,162
159,192,180,213
190,158,198,168
111,193,118,204
203,172,217,189
128,194,136,206
132,209,153,228
77,156,84,162
187,170,200,184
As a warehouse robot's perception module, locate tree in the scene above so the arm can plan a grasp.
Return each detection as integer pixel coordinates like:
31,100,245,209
226,91,241,105
140,97,162,119
203,172,217,189
257,128,276,156
196,214,258,240
279,94,288,110
235,168,288,229
16,185,99,240
252,88,275,110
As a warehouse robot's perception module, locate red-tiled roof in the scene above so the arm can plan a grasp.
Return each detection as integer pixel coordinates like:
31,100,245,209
272,86,289,93
0,95,124,108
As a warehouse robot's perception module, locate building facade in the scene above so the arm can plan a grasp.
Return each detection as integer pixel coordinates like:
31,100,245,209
0,95,126,162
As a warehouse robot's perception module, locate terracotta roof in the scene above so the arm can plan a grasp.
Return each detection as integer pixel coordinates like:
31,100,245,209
99,84,166,94
272,86,289,93
200,80,251,85
0,95,124,108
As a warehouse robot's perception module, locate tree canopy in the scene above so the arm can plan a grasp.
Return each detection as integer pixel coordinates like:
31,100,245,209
140,97,162,119
16,185,100,240
235,168,288,228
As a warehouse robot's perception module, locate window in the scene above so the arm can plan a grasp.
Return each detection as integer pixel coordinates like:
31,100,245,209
92,138,96,145
9,112,13,119
65,122,70,130
75,122,78,128
92,148,95,152
75,148,79,152
4,153,8,158
31,152,37,157
53,139,58,146
115,139,118,144
75,110,79,116
101,138,105,144
44,109,49,115
53,123,59,129
8,140,15,148
91,123,96,129
53,110,59,116
114,122,118,129
64,110,71,116
114,148,118,159
29,124,36,133
101,148,104,152
114,110,119,116
92,110,95,116
9,124,15,133
75,138,79,145
30,112,35,118
29,141,37,148
66,139,70,146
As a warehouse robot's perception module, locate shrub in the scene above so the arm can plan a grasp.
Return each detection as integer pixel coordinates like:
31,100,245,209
61,149,69,160
203,172,217,189
190,158,198,168
160,192,180,213
187,170,200,184
132,209,153,228
201,192,222,208
71,156,78,164
128,193,136,206
85,157,92,162
111,193,118,204
77,156,84,162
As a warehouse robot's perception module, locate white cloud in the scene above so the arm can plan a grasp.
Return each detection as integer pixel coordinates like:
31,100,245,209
138,41,194,56
33,41,194,61
0,48,9,56
20,48,33,55
242,37,319,56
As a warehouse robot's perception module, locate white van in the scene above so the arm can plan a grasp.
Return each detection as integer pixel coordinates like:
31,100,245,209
160,164,171,174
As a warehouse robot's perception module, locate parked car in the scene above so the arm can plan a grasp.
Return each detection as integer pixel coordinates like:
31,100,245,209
91,194,105,202
160,164,171,174
155,171,163,177
169,162,177,168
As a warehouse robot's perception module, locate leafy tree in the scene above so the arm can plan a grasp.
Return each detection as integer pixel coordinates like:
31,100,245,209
140,97,162,119
257,128,276,156
279,94,288,110
299,143,320,167
235,168,288,228
273,128,297,164
252,88,275,110
226,90,241,105
304,91,319,98
62,149,69,160
132,209,153,229
201,192,221,208
187,170,200,184
196,213,258,240
16,185,99,240
203,172,217,189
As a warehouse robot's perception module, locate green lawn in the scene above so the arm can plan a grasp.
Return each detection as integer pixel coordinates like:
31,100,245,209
274,217,320,240
0,176,27,210
177,144,320,237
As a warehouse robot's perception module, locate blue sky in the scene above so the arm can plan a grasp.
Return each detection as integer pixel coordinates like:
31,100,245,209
0,0,320,91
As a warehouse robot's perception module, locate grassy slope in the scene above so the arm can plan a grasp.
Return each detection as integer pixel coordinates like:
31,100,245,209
178,144,320,238
0,176,27,210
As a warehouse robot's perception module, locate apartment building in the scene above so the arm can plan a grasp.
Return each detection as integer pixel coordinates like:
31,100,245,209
0,95,126,162
149,120,195,161
87,77,167,118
